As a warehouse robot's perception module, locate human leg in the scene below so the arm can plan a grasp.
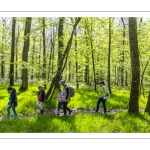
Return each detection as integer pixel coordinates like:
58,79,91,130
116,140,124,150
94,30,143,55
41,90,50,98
7,105,11,118
96,98,102,112
12,107,17,118
102,99,106,113
63,102,67,115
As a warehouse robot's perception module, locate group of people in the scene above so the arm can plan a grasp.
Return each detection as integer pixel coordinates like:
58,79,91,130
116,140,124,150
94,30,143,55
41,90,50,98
6,79,109,118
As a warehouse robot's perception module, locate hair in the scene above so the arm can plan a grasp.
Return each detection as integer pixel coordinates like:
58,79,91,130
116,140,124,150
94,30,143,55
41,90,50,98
7,86,12,91
58,88,61,92
100,81,105,85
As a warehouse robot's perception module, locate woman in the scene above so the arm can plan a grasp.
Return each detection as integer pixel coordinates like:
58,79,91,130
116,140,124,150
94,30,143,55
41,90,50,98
96,80,108,114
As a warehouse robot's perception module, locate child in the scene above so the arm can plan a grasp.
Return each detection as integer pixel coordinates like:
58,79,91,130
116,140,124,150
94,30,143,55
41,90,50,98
57,88,63,115
37,86,45,114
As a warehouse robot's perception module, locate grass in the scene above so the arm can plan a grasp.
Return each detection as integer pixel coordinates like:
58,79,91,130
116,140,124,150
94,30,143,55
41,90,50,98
0,84,149,133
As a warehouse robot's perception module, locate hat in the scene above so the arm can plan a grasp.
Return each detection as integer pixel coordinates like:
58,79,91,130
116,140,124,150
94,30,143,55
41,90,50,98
59,80,66,85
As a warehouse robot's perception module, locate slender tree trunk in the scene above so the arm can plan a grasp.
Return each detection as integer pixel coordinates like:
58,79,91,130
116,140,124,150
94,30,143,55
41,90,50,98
128,17,140,113
15,22,19,80
19,17,32,91
121,17,125,87
74,29,79,89
108,17,112,93
42,17,47,89
57,17,64,86
31,37,35,80
10,17,16,86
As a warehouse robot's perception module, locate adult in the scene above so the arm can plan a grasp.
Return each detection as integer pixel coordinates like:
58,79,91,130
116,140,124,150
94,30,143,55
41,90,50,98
96,80,108,114
7,86,18,118
59,80,72,115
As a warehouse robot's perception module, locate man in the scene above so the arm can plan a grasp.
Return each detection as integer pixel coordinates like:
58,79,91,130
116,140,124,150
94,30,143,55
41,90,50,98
59,80,72,115
37,86,45,114
7,86,18,118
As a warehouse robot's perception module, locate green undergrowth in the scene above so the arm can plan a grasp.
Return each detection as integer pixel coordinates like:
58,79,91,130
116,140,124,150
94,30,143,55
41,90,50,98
0,84,149,133
0,112,150,133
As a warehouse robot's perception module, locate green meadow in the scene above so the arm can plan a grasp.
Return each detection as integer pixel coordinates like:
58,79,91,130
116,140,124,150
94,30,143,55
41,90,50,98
0,84,150,133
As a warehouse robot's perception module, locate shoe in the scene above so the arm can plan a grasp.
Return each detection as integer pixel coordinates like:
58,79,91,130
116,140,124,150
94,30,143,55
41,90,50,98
69,110,72,115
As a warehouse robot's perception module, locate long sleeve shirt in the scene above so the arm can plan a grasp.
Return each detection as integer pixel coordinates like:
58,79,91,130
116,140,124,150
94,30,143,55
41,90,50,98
99,85,108,98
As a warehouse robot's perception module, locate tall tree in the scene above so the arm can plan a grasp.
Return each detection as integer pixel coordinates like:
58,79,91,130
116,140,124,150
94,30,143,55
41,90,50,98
46,17,82,101
128,17,140,113
57,17,64,86
19,17,32,91
42,17,47,89
107,17,112,94
9,17,16,86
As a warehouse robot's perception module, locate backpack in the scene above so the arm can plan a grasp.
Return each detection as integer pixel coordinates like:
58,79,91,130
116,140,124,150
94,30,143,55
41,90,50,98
69,87,75,97
104,90,110,99
12,88,18,106
14,98,18,106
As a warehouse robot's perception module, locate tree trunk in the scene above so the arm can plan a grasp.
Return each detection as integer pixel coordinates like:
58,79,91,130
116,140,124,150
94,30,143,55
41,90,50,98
108,17,112,94
19,17,32,91
128,17,140,113
57,17,64,87
46,17,82,101
145,92,150,113
120,17,125,87
42,17,47,89
10,17,16,86
74,29,79,89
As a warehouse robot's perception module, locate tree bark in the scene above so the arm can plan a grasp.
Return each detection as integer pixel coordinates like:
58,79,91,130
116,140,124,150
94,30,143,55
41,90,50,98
128,17,140,113
10,17,16,86
19,17,32,91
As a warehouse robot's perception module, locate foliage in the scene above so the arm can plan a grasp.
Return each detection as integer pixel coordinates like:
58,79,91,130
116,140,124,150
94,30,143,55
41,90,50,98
0,84,149,133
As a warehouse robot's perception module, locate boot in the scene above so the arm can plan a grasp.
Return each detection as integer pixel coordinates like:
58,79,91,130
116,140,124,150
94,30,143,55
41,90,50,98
39,109,43,114
41,109,44,114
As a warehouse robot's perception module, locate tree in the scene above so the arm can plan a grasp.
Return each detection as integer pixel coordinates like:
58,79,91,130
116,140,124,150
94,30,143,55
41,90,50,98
128,17,140,113
19,17,32,91
46,17,82,101
9,17,16,86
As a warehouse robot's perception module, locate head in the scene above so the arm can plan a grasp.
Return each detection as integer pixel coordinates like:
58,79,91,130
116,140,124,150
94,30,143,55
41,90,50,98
99,81,105,86
7,86,13,94
58,88,61,92
38,86,42,91
59,80,66,86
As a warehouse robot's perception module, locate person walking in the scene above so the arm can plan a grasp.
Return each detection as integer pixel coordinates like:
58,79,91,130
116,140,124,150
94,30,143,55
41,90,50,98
96,80,108,114
37,86,45,114
7,86,18,119
59,80,72,116
57,88,63,115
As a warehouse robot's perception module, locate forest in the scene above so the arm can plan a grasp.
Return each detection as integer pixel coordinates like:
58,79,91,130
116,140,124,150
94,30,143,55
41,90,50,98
0,17,150,133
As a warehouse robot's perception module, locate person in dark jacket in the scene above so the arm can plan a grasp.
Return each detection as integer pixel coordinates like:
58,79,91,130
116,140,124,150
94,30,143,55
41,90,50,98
37,86,45,114
7,86,18,118
59,80,72,115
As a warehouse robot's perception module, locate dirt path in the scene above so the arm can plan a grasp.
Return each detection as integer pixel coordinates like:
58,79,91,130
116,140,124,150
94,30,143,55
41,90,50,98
0,108,145,120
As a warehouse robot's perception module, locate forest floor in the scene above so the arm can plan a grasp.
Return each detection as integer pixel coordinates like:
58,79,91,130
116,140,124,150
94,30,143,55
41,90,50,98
0,108,145,120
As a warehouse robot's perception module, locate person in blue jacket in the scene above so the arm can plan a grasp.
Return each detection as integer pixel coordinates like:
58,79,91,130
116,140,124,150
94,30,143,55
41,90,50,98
7,87,17,118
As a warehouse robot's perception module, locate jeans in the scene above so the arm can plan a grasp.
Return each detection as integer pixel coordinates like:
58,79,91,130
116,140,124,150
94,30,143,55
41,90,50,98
96,97,106,113
63,102,71,115
37,101,43,110
58,102,63,111
7,105,17,118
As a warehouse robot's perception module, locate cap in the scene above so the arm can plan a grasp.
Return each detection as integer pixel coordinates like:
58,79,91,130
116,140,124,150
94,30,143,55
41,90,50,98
59,80,66,85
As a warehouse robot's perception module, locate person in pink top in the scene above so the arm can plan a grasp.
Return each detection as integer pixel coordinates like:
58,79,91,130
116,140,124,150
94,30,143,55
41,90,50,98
57,88,63,115
37,86,45,114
